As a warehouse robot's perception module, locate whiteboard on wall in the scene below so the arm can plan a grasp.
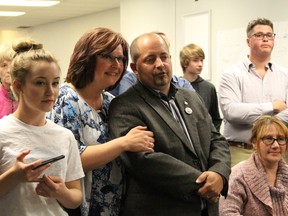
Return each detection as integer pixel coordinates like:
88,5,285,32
183,10,210,80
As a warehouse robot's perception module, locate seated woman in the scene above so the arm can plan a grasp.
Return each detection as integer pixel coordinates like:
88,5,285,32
219,115,288,215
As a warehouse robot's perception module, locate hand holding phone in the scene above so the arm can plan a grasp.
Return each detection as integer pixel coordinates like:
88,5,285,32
32,155,65,170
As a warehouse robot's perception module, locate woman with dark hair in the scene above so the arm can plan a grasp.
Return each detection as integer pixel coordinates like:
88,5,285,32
48,27,154,216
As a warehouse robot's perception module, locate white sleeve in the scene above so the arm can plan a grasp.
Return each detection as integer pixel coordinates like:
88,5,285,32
65,131,85,182
219,70,273,125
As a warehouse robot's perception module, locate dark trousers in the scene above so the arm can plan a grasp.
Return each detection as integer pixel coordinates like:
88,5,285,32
201,208,208,216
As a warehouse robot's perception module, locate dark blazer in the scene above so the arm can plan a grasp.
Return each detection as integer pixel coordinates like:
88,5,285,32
108,82,231,216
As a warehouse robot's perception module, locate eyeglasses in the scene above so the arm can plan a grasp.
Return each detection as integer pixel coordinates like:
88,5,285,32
98,53,126,65
261,136,287,146
251,32,276,40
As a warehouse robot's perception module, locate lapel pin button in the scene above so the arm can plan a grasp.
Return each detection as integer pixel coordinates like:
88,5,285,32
185,107,192,114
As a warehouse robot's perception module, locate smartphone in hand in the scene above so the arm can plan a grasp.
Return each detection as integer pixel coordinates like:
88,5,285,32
32,155,65,170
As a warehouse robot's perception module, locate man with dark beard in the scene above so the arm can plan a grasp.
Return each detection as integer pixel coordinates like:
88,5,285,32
108,32,231,216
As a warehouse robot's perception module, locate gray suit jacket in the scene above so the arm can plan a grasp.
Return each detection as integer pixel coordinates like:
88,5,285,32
108,82,231,216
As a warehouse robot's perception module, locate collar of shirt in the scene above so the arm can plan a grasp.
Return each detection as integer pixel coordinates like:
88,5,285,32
139,81,178,102
245,56,273,72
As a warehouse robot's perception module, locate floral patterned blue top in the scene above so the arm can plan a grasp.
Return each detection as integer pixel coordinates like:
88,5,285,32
47,84,123,216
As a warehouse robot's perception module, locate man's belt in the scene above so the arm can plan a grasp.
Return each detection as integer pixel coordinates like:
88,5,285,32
228,141,253,150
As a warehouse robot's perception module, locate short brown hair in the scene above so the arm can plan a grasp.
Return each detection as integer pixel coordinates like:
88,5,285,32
66,27,129,90
246,18,274,37
250,115,288,152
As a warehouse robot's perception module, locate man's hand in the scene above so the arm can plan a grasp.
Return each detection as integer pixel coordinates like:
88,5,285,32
196,171,224,203
272,100,287,113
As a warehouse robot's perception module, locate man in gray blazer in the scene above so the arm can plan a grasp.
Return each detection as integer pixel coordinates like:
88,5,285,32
108,32,231,216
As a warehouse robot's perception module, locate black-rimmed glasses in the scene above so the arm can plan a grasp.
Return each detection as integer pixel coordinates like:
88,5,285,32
98,53,126,65
251,32,276,40
261,136,287,146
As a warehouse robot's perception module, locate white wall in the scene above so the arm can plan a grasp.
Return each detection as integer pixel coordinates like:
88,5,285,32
1,0,288,86
0,29,29,44
120,0,176,71
175,0,288,87
28,8,120,82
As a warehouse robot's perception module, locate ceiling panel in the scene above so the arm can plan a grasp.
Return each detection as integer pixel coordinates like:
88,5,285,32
0,0,120,30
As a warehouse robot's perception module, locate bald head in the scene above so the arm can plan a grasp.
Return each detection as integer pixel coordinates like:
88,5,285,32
129,32,172,95
130,33,169,63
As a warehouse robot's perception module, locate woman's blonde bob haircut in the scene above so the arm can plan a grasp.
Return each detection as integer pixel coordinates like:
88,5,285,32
250,115,288,152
